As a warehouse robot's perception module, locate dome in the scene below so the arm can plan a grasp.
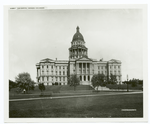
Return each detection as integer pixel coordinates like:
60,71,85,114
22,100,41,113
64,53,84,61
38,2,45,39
72,26,84,42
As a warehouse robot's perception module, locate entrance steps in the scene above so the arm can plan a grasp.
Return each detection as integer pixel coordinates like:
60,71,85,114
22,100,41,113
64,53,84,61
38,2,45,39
94,86,110,91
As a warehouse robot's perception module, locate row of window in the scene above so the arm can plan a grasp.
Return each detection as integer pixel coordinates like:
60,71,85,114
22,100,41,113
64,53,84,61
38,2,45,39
110,71,120,74
80,75,90,81
42,65,67,70
79,63,90,68
42,77,66,81
98,66,121,69
72,41,84,46
42,71,66,75
98,66,107,69
110,66,120,69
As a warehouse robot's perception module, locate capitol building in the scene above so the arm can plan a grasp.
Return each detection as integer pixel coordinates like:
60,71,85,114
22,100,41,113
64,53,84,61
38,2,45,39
36,26,122,85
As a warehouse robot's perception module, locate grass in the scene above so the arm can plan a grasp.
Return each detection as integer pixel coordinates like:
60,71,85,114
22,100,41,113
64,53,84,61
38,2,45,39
106,84,143,90
9,84,142,99
9,93,143,118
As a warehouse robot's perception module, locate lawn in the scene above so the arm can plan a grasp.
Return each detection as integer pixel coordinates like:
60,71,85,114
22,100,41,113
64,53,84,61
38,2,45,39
9,93,143,118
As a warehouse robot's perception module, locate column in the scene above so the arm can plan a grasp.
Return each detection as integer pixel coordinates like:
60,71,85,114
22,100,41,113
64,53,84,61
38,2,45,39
82,75,84,82
36,68,38,83
73,49,74,58
85,63,87,81
81,63,83,81
77,63,79,74
78,48,79,58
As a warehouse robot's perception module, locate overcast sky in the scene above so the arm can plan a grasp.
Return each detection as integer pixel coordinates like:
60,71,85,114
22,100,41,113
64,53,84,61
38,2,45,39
9,8,143,82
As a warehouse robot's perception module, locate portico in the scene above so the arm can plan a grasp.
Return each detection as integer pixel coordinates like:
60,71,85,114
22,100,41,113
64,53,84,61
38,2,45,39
75,57,93,85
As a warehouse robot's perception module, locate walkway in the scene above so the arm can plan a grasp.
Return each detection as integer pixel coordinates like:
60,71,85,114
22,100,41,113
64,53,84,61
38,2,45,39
9,91,143,102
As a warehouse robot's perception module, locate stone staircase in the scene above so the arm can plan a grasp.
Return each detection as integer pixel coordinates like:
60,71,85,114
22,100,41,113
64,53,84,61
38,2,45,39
94,86,110,91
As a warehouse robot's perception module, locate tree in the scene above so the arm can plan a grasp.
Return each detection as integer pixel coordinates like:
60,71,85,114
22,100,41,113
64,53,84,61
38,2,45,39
130,79,138,87
9,80,17,91
108,74,117,84
69,74,80,91
29,80,35,90
97,73,106,87
91,74,99,90
91,74,106,91
15,72,34,93
38,83,45,92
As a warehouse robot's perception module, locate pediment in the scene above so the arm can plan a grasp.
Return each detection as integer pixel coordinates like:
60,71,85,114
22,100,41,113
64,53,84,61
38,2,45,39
108,59,121,64
76,57,93,62
40,58,54,63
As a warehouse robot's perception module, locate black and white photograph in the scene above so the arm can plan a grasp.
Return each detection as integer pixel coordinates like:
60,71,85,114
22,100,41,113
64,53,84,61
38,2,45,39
3,3,148,123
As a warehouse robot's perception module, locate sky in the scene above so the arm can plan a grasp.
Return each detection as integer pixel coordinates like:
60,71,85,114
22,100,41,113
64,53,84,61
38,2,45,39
9,8,144,82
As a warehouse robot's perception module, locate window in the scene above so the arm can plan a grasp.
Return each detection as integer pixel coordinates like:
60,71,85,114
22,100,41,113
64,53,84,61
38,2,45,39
59,66,61,69
84,76,86,81
52,77,53,81
63,77,65,81
118,71,120,74
56,66,57,69
47,65,48,68
110,66,111,69
87,63,89,68
59,71,61,75
114,71,116,75
101,66,103,69
118,66,120,69
63,66,65,69
56,77,57,81
79,63,81,68
63,71,65,75
60,77,61,81
83,63,85,68
42,77,44,81
98,71,100,74
80,76,82,81
88,76,90,81
56,71,57,75
114,66,116,69
47,77,49,81
51,71,53,75
47,71,49,75
51,66,53,69
98,66,99,69
42,66,44,68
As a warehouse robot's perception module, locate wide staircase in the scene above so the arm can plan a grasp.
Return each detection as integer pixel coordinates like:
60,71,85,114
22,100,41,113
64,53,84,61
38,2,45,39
41,85,94,93
60,85,93,91
96,86,110,91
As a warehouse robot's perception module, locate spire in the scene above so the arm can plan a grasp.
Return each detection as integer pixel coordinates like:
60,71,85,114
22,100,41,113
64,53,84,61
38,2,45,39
76,26,79,32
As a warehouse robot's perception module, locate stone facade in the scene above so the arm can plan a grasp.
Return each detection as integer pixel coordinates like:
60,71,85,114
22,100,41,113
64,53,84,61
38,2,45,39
36,26,122,85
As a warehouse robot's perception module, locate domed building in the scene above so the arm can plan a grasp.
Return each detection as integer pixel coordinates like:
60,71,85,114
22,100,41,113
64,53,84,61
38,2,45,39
36,26,122,85
69,26,88,59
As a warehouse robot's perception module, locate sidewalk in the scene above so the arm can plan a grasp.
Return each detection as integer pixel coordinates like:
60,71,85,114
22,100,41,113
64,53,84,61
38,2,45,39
9,91,143,102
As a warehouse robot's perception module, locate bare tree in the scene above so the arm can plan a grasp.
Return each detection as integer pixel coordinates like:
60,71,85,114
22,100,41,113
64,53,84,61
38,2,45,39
69,74,80,91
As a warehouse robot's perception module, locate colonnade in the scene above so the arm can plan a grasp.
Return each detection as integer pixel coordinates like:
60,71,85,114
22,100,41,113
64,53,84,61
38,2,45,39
76,62,92,82
69,48,87,59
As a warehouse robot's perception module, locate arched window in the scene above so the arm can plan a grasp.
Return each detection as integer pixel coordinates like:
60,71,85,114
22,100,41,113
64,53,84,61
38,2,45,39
88,76,90,81
80,76,82,81
84,76,86,81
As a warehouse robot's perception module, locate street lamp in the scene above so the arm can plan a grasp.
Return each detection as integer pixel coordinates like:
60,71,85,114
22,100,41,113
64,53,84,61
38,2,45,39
127,74,129,92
